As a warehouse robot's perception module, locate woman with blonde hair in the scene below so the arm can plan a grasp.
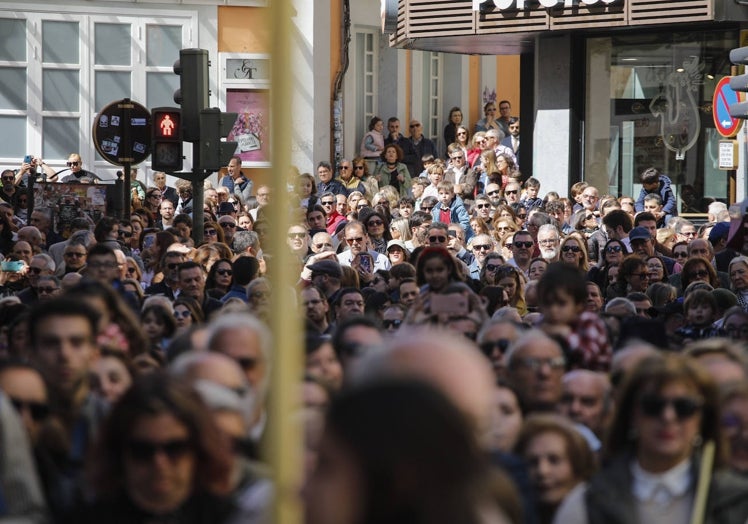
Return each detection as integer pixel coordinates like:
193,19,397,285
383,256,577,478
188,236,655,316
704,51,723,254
560,234,590,272
388,217,412,241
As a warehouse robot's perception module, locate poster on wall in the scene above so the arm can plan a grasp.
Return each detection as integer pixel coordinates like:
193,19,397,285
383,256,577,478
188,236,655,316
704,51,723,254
226,89,271,166
33,183,107,238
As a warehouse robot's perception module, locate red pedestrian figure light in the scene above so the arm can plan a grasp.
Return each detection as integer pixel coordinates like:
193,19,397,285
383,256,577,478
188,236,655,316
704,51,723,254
160,114,175,137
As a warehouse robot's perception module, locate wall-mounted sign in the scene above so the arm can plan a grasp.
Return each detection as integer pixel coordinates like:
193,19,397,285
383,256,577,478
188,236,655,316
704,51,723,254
719,140,738,170
473,0,619,11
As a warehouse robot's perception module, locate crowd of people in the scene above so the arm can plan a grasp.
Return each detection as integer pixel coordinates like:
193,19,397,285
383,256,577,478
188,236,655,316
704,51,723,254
1,108,748,523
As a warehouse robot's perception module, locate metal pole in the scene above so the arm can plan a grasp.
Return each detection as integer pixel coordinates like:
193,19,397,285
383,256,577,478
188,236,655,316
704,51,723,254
123,161,131,220
122,100,132,219
192,144,205,246
269,0,302,522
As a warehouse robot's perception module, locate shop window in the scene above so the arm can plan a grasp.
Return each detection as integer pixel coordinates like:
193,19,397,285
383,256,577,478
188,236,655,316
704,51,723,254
584,29,738,213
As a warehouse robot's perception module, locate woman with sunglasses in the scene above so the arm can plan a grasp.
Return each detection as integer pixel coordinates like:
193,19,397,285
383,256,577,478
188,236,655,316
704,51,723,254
85,374,235,522
173,296,204,332
350,158,378,200
205,258,234,300
672,241,689,266
678,257,719,297
588,238,628,290
560,234,589,272
555,352,748,524
479,253,506,289
201,220,225,245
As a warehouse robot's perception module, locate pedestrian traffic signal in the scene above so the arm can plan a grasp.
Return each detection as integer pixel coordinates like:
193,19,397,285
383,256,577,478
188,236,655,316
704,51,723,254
151,107,183,172
728,46,748,119
199,108,238,172
173,48,209,142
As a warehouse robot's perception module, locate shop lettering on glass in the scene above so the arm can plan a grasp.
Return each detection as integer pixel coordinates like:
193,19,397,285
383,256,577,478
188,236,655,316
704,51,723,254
486,0,619,10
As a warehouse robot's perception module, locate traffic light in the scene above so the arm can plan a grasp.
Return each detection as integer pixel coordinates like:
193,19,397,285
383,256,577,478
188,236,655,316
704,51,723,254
173,48,209,142
199,108,238,172
728,46,748,119
151,107,183,172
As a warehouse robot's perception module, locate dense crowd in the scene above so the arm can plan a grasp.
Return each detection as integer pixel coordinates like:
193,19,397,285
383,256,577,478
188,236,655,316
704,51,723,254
1,111,748,523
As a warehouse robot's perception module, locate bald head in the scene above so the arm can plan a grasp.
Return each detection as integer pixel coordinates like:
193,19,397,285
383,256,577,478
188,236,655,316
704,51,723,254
559,370,611,436
356,327,496,447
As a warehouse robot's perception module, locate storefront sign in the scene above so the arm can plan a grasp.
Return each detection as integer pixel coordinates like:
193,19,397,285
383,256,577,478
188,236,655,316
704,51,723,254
474,0,619,11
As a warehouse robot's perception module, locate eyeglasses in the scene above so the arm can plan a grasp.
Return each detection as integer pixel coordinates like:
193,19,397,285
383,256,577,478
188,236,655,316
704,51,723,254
315,243,333,249
674,251,688,258
220,222,237,229
515,356,566,371
513,241,533,249
409,123,421,128
288,232,306,239
9,398,49,421
127,267,137,274
421,206,434,212
368,220,384,227
354,165,365,170
66,161,80,167
585,214,595,220
339,166,351,170
682,231,697,237
28,267,44,274
689,269,709,279
382,319,403,328
487,190,501,196
37,286,59,294
216,269,233,276
118,230,133,238
479,339,510,356
457,131,467,136
346,237,364,244
126,438,192,463
204,229,217,236
476,204,491,209
638,394,703,420
321,200,335,206
167,262,182,270
429,235,447,243
473,244,492,251
174,310,192,319
562,245,581,253
485,263,501,272
451,156,464,161
517,213,527,219
606,245,623,253
505,190,518,195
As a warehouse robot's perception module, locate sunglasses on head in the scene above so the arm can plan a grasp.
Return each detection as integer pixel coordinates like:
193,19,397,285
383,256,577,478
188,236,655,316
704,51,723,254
638,394,703,420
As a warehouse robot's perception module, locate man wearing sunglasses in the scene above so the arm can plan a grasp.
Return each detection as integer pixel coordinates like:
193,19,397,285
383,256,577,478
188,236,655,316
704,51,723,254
507,230,535,275
337,221,391,282
60,153,101,184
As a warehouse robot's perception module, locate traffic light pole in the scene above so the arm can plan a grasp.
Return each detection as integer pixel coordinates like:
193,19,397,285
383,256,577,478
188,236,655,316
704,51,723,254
191,145,205,246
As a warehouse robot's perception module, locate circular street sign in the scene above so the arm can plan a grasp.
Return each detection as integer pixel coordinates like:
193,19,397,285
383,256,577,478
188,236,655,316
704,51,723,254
92,99,152,166
713,77,743,138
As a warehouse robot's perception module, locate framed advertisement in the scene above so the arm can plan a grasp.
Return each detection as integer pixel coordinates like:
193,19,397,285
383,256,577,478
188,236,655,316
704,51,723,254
219,53,271,168
226,89,271,166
